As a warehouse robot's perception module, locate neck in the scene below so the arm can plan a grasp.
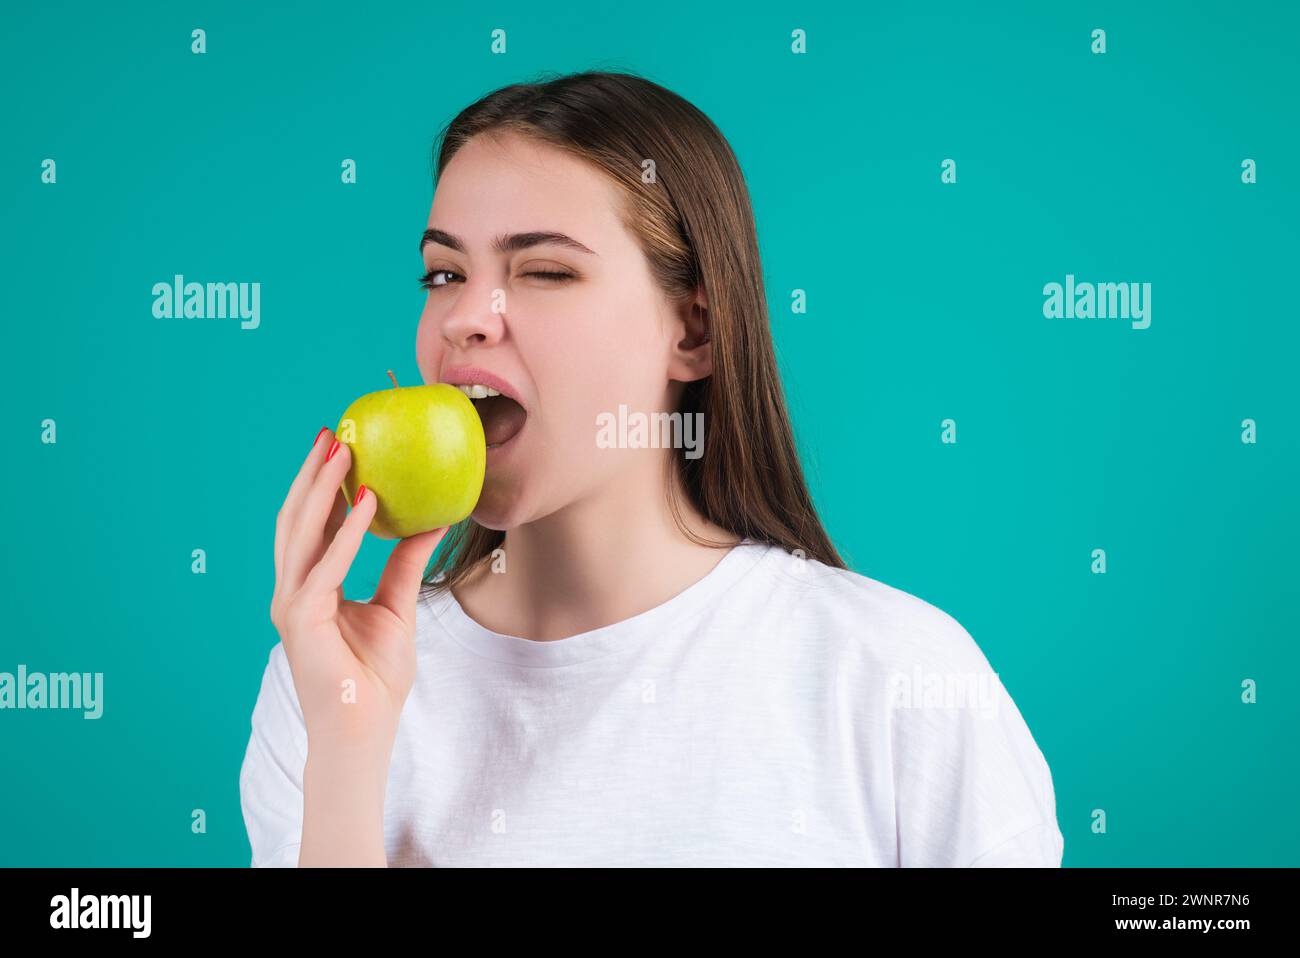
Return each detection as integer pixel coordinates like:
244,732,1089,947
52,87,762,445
455,454,740,642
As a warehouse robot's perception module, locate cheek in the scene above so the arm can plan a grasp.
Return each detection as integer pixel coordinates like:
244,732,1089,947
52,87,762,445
536,365,657,473
589,342,665,415
565,302,665,397
414,308,441,382
526,321,624,420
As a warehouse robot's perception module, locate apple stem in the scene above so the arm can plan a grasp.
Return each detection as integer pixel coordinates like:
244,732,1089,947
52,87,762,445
387,369,400,389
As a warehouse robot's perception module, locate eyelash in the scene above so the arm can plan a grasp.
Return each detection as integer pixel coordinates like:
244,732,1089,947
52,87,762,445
418,269,575,290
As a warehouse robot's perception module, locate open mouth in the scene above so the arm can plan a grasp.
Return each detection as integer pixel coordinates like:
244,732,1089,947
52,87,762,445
452,384,527,449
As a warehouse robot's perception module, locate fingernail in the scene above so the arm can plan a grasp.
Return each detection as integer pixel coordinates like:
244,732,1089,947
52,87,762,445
325,439,341,462
313,426,329,449
354,484,367,505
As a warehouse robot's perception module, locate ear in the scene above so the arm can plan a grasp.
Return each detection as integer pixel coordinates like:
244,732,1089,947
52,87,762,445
667,285,712,383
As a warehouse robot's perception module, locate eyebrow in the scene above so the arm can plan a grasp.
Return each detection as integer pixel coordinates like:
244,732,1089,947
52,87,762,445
420,228,597,256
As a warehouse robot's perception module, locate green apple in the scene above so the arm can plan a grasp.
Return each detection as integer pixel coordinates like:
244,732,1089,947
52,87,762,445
335,378,486,538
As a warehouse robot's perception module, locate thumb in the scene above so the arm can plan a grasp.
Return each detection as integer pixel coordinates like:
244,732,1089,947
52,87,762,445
370,526,448,626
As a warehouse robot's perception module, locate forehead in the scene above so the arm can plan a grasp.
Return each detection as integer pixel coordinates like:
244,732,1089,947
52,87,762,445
428,131,625,238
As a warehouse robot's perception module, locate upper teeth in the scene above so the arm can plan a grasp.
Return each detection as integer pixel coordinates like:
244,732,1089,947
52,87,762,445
454,384,501,399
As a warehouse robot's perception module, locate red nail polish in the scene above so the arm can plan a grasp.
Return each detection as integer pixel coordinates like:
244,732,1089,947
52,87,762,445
313,426,329,449
325,439,341,461
354,485,367,505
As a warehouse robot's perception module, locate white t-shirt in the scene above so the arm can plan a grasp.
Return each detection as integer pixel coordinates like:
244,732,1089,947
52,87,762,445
240,539,1064,867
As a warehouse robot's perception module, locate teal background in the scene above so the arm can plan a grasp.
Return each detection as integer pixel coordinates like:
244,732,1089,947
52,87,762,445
2,0,1296,866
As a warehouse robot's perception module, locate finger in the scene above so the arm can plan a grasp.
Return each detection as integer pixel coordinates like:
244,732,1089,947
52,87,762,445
284,439,353,594
301,483,378,598
370,526,448,627
275,426,333,582
320,490,348,610
323,487,349,546
318,489,348,609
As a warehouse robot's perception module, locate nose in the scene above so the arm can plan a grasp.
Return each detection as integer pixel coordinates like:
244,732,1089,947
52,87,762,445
438,285,506,351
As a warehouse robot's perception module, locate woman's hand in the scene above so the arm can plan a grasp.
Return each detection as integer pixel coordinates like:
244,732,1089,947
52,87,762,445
270,426,447,753
270,427,447,867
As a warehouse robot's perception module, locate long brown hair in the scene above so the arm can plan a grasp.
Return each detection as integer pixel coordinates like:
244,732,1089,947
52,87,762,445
421,70,845,595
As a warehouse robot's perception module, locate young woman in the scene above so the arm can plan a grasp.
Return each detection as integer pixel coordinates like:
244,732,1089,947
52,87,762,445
241,71,1064,867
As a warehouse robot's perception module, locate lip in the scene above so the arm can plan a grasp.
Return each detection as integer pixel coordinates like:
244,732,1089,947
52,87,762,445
439,365,527,410
440,364,528,462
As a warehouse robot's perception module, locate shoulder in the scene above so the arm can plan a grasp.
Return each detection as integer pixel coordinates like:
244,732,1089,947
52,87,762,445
746,542,993,676
748,542,1063,866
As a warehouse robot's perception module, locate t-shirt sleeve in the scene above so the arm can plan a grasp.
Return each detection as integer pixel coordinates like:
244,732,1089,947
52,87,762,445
238,642,308,867
884,609,1065,868
965,821,1064,867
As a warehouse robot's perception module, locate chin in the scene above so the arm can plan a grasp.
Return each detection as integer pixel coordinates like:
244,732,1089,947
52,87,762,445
469,485,531,531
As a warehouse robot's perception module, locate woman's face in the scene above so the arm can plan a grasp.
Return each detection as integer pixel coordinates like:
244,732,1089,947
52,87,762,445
415,131,699,529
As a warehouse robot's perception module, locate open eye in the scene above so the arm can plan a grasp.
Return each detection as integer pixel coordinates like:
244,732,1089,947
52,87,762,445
418,268,463,291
